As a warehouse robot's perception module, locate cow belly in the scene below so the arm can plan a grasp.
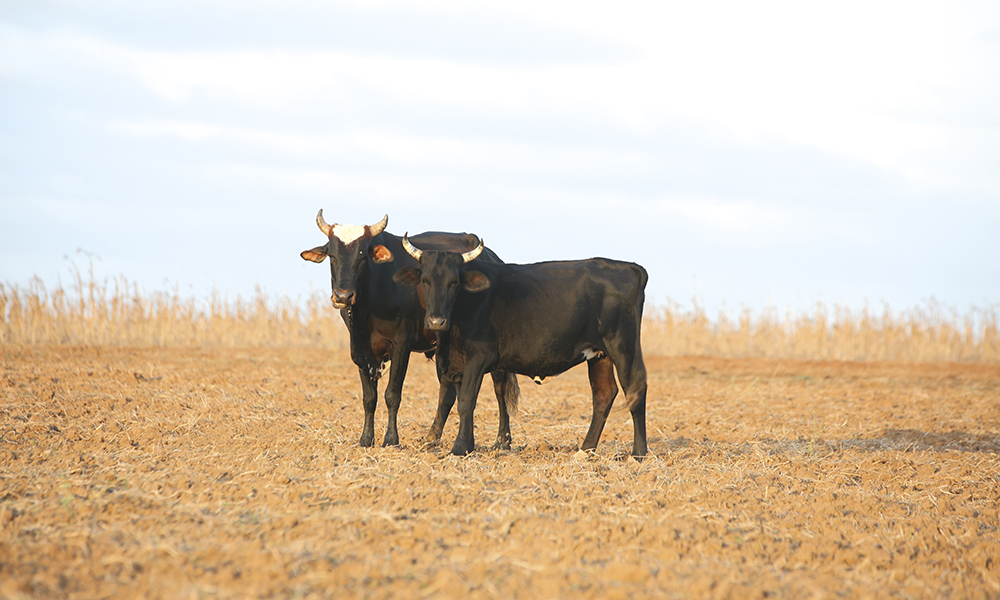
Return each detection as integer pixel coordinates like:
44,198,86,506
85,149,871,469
499,354,585,381
496,338,604,379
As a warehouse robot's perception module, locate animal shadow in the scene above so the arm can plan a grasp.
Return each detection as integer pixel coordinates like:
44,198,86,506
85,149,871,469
838,429,1000,454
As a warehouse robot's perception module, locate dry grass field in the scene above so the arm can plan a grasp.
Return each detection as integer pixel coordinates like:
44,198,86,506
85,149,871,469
3,345,999,599
2,276,999,598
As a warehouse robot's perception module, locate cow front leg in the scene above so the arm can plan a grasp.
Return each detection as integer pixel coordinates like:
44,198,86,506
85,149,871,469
580,356,618,451
357,368,379,447
382,349,411,447
452,370,486,456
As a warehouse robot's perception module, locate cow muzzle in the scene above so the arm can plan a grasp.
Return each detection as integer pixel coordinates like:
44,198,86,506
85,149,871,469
426,316,449,331
332,289,356,309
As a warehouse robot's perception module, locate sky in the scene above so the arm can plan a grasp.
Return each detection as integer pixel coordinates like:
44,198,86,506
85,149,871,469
2,0,998,315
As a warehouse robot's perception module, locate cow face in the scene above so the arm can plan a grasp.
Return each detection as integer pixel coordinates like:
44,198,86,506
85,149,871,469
300,210,392,309
393,235,490,331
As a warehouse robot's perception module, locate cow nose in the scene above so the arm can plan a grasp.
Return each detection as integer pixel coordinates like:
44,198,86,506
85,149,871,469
332,290,356,307
426,316,448,331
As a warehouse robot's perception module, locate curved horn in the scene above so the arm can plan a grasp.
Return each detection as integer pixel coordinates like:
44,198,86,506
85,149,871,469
369,214,388,236
461,238,484,263
401,233,423,261
316,209,333,237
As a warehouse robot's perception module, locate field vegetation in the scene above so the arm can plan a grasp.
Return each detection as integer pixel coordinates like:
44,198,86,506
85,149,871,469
2,269,999,599
2,268,997,362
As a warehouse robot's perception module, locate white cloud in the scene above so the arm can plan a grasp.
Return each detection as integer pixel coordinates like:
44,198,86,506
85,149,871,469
7,1,996,178
350,0,998,189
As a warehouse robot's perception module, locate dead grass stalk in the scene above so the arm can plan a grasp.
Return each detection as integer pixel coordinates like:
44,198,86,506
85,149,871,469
2,267,996,362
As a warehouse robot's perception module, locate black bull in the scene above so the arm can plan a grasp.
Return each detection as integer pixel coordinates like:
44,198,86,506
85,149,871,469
300,211,518,448
393,236,649,458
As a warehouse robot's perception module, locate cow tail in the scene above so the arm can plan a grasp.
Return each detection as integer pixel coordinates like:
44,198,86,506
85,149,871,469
626,263,649,412
500,371,520,418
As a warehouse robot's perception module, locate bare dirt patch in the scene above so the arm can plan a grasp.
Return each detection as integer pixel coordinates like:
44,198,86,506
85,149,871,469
2,346,999,598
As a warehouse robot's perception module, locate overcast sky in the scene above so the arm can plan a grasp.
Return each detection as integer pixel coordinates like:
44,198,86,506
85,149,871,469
2,0,998,314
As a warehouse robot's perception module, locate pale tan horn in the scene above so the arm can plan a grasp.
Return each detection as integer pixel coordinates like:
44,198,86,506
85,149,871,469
316,209,334,237
461,238,484,263
369,214,388,236
401,233,423,261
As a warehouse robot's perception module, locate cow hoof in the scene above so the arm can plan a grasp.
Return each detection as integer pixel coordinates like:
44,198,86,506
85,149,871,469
382,434,400,447
450,441,474,456
612,451,646,462
359,434,375,448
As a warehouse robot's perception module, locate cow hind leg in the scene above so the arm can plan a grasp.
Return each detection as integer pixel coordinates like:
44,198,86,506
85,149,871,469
425,382,457,445
580,356,618,451
628,386,648,459
606,340,649,459
489,371,519,450
616,364,648,459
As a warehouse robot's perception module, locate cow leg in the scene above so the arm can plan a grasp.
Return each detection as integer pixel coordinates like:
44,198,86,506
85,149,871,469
606,339,649,459
489,371,517,450
581,356,619,451
425,382,457,444
628,389,648,459
620,369,648,459
357,369,378,448
452,369,487,456
381,348,411,447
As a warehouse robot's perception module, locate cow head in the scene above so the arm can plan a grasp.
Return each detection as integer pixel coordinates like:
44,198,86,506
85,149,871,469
300,210,392,309
392,233,490,331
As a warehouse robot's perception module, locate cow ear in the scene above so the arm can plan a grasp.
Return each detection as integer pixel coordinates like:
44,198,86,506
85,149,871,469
393,266,421,287
300,246,327,263
461,270,491,293
370,244,393,263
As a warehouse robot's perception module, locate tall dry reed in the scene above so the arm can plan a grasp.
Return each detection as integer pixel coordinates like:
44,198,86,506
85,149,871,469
0,270,347,350
2,268,997,362
642,297,999,362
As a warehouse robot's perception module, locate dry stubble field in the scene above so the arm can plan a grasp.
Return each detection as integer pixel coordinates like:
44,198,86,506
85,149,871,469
2,344,999,599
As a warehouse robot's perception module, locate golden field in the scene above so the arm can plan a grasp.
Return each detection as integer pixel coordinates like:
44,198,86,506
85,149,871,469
2,274,998,599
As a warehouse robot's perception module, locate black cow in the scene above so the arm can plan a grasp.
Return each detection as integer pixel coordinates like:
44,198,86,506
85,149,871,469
393,235,649,458
300,211,519,448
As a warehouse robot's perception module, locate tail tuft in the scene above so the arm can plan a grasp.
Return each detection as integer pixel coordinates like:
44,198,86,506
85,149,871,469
501,372,520,418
